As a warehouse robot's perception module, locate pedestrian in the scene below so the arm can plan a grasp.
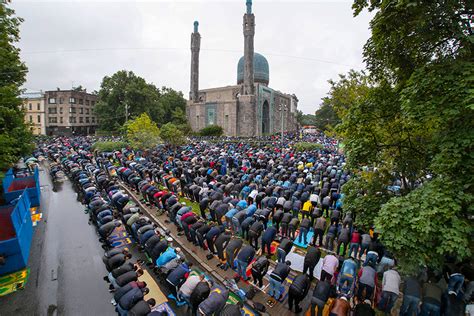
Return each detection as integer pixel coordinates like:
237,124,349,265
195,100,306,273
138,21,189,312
348,228,361,258
357,261,377,301
325,221,337,252
298,217,311,244
329,295,350,316
288,216,300,240
128,299,156,316
420,276,442,316
321,254,339,283
116,287,149,316
400,274,422,316
280,212,292,237
261,226,277,255
190,280,211,316
178,274,205,305
354,299,375,316
251,255,270,288
248,219,264,250
224,237,243,271
310,280,333,316
377,266,401,314
313,216,327,247
336,224,350,257
198,287,229,316
236,245,255,281
215,229,231,265
268,260,291,300
288,273,310,313
303,246,321,280
277,237,293,263
166,262,192,298
240,216,255,240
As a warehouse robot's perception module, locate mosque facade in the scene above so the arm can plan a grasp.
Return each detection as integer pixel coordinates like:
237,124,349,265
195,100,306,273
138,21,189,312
186,0,299,137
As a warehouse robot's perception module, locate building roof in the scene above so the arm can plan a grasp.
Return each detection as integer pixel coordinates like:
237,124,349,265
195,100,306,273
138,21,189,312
237,52,269,85
20,91,43,99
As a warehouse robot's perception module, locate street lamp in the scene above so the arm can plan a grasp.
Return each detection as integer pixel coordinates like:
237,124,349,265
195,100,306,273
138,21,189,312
279,101,287,147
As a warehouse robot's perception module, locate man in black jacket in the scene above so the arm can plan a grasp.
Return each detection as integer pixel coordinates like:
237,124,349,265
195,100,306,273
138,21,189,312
248,219,264,250
190,280,211,316
303,246,321,280
310,280,333,316
288,273,310,313
269,260,291,300
225,238,243,271
251,255,270,288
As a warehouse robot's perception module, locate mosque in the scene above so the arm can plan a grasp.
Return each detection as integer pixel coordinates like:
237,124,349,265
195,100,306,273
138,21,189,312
186,0,299,137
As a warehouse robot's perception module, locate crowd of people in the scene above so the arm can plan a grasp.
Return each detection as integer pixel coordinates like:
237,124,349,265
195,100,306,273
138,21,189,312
35,132,472,316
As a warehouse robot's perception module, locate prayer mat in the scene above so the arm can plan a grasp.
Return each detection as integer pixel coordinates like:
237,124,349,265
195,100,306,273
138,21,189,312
151,302,175,316
293,230,314,248
140,269,168,305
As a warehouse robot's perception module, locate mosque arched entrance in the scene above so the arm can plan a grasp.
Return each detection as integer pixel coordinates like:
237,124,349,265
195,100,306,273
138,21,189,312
262,100,270,135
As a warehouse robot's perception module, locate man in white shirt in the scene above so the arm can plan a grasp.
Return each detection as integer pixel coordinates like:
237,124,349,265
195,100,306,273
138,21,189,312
377,267,401,314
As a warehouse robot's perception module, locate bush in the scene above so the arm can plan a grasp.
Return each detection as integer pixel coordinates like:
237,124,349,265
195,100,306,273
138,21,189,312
199,125,224,137
293,142,324,152
92,141,129,152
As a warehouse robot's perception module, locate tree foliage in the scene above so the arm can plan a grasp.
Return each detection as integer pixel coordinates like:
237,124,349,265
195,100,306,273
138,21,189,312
126,113,160,150
160,122,186,147
199,125,224,137
95,70,187,131
0,3,33,171
332,0,474,271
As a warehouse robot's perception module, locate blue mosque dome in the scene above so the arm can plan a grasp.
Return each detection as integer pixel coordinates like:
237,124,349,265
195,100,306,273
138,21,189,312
237,52,269,85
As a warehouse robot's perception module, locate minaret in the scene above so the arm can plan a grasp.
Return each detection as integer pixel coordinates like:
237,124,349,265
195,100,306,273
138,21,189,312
237,0,257,136
190,21,200,102
243,0,255,95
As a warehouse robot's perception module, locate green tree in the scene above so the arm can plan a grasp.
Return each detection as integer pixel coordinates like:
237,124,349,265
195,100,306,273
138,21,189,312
95,71,188,132
0,2,33,171
126,113,160,150
314,100,340,131
332,0,474,272
160,122,186,147
199,125,224,137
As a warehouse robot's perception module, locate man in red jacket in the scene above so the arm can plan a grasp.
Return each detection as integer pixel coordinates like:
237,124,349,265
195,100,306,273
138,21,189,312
348,228,361,259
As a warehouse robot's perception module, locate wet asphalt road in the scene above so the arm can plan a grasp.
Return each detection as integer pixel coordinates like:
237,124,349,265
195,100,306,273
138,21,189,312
0,165,115,316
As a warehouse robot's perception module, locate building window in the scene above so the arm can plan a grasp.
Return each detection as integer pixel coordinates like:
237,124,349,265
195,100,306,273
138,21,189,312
86,108,89,114
85,100,90,106
85,117,90,123
37,103,40,110
91,101,95,106
79,117,83,123
48,98,56,104
37,115,40,123
29,115,32,122
59,107,63,114
79,107,83,114
69,107,76,114
196,115,200,129
91,117,95,123
79,99,84,105
48,107,57,114
49,117,57,124
206,107,216,126
69,97,76,104
60,117,63,124
225,115,229,130
29,103,32,110
59,97,63,104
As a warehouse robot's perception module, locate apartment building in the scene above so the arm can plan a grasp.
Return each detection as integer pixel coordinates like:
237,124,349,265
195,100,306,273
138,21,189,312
20,91,46,135
44,89,98,136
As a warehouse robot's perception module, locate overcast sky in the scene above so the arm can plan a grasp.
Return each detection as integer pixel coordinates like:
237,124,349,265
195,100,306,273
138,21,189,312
12,0,373,114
